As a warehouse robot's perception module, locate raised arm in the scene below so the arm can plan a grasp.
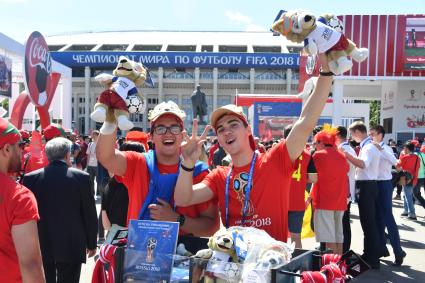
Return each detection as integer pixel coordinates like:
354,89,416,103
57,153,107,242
96,129,127,176
12,221,45,283
286,57,333,162
344,151,365,169
174,120,214,207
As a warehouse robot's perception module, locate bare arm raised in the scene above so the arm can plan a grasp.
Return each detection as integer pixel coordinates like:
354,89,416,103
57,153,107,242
286,56,333,162
96,129,127,176
174,120,214,207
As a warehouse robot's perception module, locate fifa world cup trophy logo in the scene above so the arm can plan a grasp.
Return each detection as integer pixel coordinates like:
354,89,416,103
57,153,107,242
233,172,255,217
146,237,157,263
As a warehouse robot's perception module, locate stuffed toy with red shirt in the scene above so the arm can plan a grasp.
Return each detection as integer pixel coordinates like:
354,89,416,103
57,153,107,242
272,10,369,75
90,56,147,134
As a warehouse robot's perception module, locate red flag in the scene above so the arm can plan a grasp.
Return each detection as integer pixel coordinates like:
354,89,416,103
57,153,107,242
29,131,43,158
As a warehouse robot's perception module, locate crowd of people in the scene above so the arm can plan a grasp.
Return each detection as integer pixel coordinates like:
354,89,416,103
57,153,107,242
1,62,424,282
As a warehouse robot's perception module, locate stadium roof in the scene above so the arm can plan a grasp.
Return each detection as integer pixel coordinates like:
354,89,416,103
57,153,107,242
46,30,301,53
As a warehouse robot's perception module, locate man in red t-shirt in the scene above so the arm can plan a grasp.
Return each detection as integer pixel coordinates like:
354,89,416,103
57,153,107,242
0,118,44,282
284,124,317,248
397,141,420,220
97,101,219,236
174,68,334,242
310,127,349,255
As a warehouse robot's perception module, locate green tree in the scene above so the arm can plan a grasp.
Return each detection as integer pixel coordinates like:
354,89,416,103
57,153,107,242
369,100,380,127
1,98,9,110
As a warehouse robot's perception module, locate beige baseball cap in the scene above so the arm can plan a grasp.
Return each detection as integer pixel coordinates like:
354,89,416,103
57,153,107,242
148,101,186,124
210,104,255,150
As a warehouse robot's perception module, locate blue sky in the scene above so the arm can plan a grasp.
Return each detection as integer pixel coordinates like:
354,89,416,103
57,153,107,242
2,0,425,43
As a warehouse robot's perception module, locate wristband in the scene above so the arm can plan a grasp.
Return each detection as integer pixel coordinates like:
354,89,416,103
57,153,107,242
181,163,195,172
319,70,334,76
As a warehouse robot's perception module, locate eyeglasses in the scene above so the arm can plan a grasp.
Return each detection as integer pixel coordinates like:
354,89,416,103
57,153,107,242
153,125,182,135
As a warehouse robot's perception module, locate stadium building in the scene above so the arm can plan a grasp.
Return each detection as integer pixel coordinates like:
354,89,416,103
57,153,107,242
2,14,425,143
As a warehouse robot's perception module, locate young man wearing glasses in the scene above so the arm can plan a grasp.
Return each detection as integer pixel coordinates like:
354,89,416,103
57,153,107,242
96,101,219,237
174,65,334,242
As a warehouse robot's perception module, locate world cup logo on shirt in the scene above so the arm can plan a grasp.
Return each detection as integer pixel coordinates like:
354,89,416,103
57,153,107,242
146,237,157,263
233,172,255,217
24,31,53,107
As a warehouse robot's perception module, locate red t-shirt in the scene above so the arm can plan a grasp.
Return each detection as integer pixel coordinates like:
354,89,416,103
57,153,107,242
398,154,420,186
202,141,295,242
0,172,39,283
312,147,349,211
116,151,210,235
289,149,311,211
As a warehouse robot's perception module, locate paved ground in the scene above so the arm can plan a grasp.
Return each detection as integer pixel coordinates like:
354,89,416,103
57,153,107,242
80,197,425,282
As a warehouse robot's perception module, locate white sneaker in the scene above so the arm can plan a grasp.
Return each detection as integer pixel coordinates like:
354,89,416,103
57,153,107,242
90,107,107,122
117,115,134,131
99,121,117,135
351,48,369,62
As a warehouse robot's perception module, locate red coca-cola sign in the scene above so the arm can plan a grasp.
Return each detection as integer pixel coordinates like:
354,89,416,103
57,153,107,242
24,31,52,107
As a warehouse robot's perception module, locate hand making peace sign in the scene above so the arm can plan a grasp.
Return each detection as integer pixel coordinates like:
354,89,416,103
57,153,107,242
180,119,211,167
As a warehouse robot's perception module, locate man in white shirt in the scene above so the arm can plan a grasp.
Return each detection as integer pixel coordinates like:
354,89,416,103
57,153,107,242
343,121,381,269
370,125,406,266
335,126,356,254
86,130,99,196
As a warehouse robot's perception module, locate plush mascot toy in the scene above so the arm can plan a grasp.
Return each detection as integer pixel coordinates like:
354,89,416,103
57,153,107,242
90,56,147,134
272,10,369,75
194,230,240,283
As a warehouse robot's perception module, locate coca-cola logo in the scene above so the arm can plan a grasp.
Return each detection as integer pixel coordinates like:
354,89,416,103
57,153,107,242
28,37,52,74
24,31,52,107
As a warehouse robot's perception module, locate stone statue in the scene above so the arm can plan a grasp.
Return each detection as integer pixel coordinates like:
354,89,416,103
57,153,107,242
191,85,208,124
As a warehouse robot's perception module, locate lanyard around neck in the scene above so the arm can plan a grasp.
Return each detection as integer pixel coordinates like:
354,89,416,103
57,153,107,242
225,152,257,228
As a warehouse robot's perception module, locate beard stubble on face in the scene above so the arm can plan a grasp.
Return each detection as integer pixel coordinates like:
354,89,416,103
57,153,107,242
8,145,22,173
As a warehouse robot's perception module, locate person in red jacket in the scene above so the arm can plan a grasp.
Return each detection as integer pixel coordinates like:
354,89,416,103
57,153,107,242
397,141,420,220
24,123,66,174
208,138,219,169
310,126,349,255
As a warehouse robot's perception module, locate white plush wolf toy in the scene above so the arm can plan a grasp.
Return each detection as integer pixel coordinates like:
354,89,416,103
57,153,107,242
90,56,147,134
272,10,369,75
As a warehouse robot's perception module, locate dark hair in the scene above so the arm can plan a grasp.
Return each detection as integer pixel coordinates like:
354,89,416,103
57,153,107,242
147,140,154,151
336,126,347,139
404,141,414,152
283,124,293,139
349,121,367,134
312,125,323,137
370,125,385,138
349,139,359,148
120,141,145,153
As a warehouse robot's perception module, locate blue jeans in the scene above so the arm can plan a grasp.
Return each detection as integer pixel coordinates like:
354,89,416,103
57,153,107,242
403,184,416,216
413,178,425,208
377,180,403,257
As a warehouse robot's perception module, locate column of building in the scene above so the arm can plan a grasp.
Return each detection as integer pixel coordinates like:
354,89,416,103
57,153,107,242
332,80,343,126
213,68,218,111
84,66,90,134
250,68,255,94
286,69,292,94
